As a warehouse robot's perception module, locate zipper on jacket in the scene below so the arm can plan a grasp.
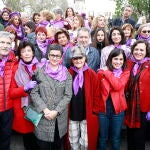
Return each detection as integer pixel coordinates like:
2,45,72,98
3,77,6,110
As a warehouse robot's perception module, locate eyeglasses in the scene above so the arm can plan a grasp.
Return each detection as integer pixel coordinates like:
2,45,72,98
49,54,61,59
72,57,83,60
141,30,150,34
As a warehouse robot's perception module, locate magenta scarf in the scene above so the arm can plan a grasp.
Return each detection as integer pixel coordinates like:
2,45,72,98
0,56,8,77
130,56,150,76
113,68,123,78
44,61,67,81
19,57,38,76
71,63,89,95
36,39,49,55
15,57,39,107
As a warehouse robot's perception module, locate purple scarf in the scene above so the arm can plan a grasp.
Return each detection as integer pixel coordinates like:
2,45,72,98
113,68,123,78
36,39,49,55
130,56,150,76
137,35,150,44
71,63,89,95
52,19,64,29
113,44,121,49
39,20,51,27
15,57,39,107
63,42,73,54
0,56,8,77
44,61,67,81
126,38,132,47
10,24,24,39
19,57,38,76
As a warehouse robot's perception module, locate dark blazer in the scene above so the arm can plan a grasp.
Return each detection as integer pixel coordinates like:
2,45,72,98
112,17,136,28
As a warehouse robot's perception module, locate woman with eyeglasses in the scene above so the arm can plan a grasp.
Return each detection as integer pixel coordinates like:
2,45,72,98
68,45,99,150
30,44,72,150
136,23,150,44
125,40,150,150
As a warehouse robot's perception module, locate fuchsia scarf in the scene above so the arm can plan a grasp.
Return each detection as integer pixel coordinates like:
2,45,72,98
71,63,89,95
44,61,67,81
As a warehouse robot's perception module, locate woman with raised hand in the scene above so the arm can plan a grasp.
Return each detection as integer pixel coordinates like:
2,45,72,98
95,49,129,150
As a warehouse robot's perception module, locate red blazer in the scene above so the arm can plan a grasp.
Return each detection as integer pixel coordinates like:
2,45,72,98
97,69,130,114
69,68,99,150
10,63,36,133
126,60,150,112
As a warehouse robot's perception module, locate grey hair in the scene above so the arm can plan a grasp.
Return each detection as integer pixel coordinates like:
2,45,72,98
77,27,91,38
0,31,12,40
124,4,134,11
137,23,150,34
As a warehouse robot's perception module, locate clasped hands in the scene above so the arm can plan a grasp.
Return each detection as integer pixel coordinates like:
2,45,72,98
43,108,58,120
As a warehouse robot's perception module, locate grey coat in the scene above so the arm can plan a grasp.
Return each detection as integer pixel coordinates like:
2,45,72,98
30,67,72,142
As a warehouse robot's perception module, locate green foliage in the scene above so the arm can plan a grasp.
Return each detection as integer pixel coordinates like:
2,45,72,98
114,0,150,21
128,0,150,21
1,0,69,14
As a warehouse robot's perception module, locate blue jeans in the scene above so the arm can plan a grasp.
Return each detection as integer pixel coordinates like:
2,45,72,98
98,99,124,150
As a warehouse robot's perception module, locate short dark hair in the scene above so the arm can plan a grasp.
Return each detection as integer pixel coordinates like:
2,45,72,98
54,28,70,43
106,48,126,71
24,21,36,32
48,44,63,56
131,40,150,57
32,12,40,22
109,26,126,45
17,41,35,59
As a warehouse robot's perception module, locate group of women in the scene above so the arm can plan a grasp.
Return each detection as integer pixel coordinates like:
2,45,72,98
1,6,150,150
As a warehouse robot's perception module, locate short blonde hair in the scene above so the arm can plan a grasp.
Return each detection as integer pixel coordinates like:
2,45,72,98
40,10,54,21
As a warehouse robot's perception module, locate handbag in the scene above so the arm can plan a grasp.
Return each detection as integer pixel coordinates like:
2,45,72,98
24,106,43,127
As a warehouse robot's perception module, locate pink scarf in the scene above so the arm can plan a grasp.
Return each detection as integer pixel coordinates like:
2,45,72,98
71,63,89,95
44,61,67,81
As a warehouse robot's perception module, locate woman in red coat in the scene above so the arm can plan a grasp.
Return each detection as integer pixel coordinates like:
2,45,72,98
125,40,150,150
96,48,129,150
68,45,99,150
10,41,39,150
